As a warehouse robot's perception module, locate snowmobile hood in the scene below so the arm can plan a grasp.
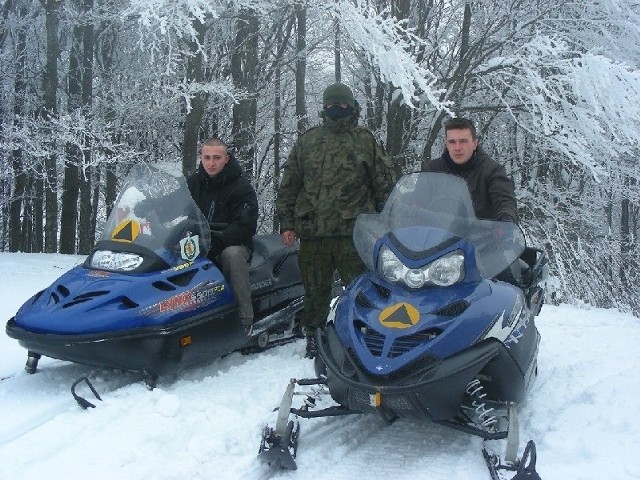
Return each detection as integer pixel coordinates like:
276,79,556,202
13,259,233,334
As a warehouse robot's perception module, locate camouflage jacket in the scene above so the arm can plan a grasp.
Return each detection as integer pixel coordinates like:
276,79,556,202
276,115,397,238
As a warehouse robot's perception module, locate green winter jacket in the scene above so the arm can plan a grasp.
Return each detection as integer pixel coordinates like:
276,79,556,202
277,115,397,239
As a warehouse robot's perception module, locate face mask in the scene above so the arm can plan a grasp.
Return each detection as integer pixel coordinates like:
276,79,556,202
324,105,353,120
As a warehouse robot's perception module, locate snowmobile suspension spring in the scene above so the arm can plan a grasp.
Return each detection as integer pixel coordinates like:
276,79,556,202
466,379,498,428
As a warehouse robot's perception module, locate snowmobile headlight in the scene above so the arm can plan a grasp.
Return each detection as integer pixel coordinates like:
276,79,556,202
378,246,404,282
426,251,465,286
405,268,426,288
90,250,144,271
378,247,465,289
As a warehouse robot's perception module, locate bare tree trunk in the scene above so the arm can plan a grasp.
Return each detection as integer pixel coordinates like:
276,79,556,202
620,177,631,287
181,17,207,177
78,0,94,254
384,0,412,173
333,16,341,82
272,62,282,234
59,18,84,254
8,4,27,252
41,0,61,253
363,69,384,132
294,3,307,136
33,176,44,251
231,8,259,178
98,21,118,219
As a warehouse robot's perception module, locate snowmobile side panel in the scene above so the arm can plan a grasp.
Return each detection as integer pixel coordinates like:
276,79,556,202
6,306,246,376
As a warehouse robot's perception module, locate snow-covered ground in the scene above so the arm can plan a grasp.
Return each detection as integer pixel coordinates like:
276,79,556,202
1,252,639,480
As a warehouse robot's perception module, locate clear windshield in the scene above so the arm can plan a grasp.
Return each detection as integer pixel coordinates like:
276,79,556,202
100,164,211,256
353,172,525,279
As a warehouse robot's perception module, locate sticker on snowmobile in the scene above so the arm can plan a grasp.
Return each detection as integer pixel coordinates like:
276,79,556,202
87,270,111,278
167,262,194,272
111,219,141,243
378,303,420,329
141,282,226,316
180,234,200,261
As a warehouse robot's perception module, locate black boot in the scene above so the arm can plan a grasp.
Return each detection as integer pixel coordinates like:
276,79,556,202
304,331,317,359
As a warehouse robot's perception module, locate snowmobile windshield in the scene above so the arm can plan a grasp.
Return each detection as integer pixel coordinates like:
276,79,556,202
353,172,526,280
99,164,211,257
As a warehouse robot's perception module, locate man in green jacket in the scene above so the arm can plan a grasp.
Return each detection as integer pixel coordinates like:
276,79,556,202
276,82,398,358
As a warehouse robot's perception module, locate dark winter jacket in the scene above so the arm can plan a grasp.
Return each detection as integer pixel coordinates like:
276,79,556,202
421,147,518,223
187,156,258,255
276,111,397,238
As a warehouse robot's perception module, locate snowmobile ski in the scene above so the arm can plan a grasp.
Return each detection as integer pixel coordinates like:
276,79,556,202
258,380,299,469
482,440,541,480
71,376,103,409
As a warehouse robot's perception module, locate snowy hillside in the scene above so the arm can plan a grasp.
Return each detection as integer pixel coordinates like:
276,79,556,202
0,253,639,480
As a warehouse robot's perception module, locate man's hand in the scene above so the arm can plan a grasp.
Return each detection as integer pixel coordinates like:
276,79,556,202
281,230,297,247
207,232,225,260
133,198,154,218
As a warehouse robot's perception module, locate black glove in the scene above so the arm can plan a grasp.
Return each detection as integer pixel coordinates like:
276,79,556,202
207,232,225,260
134,198,154,218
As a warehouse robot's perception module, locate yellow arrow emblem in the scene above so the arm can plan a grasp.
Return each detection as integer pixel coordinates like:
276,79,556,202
379,302,421,329
111,219,141,243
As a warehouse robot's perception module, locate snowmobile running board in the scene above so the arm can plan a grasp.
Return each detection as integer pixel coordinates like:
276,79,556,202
243,297,303,351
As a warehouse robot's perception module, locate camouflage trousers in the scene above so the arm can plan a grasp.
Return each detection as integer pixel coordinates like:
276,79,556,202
298,236,366,331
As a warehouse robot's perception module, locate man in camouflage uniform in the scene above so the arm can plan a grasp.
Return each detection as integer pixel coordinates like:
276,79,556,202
276,83,398,358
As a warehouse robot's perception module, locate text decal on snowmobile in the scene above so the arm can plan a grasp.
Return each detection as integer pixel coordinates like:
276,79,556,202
141,282,226,316
111,219,141,243
378,302,420,329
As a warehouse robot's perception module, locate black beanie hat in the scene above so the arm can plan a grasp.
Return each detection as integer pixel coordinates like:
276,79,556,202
322,83,355,108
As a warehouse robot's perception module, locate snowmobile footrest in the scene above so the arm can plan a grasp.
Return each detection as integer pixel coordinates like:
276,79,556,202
290,405,361,418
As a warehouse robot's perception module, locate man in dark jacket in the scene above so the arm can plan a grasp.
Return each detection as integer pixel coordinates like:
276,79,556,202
422,117,518,223
276,83,398,358
188,138,258,332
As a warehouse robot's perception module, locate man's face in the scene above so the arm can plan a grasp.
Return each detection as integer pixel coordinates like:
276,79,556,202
201,145,229,177
445,128,478,165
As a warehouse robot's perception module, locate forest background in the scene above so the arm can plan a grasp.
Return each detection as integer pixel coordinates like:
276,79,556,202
1,0,639,314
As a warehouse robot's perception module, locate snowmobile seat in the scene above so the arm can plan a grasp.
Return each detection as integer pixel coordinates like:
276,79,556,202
247,234,302,297
250,234,293,271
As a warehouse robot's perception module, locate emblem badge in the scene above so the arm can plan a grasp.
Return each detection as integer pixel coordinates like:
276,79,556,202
378,302,421,329
180,234,200,261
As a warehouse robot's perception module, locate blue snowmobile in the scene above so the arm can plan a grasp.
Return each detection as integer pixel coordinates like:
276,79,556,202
6,164,304,388
259,172,547,478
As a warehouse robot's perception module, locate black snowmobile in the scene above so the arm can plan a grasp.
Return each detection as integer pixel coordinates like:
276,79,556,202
6,164,304,388
258,172,547,479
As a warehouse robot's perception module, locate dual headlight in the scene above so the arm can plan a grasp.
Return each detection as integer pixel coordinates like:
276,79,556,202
89,250,144,272
378,245,465,288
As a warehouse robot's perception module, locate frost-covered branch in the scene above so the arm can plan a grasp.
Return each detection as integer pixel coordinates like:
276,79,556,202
477,36,640,179
330,1,451,112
